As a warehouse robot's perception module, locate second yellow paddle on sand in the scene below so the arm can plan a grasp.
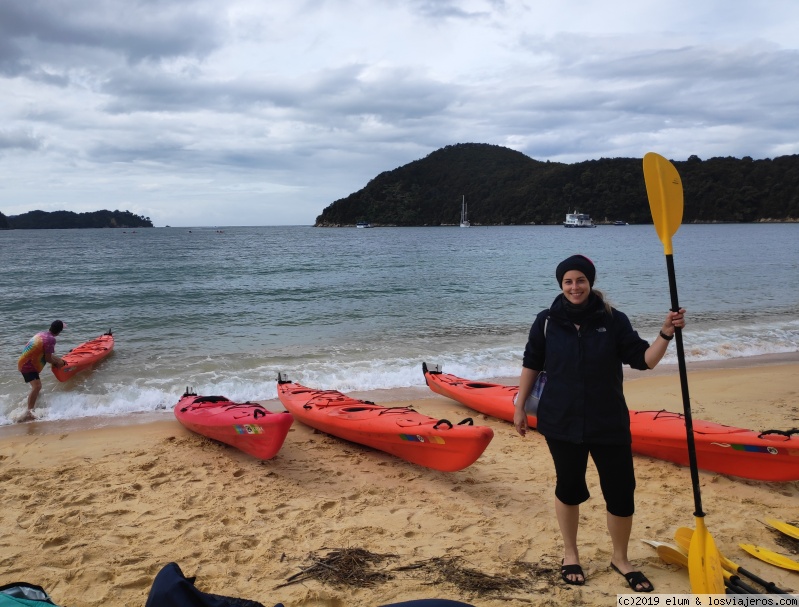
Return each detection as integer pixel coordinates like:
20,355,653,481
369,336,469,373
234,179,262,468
764,518,799,541
739,544,799,572
642,540,756,595
675,527,790,594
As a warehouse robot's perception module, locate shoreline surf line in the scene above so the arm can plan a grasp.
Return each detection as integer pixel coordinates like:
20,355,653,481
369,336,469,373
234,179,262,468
1,351,797,441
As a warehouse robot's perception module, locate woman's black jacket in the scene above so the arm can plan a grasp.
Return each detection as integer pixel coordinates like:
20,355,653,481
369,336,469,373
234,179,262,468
522,294,651,445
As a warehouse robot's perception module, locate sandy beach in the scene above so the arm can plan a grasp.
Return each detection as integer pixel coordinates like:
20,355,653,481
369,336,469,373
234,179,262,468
1,355,798,606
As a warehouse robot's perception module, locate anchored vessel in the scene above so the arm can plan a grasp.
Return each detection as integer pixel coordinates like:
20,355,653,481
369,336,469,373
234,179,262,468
459,195,470,228
563,210,596,228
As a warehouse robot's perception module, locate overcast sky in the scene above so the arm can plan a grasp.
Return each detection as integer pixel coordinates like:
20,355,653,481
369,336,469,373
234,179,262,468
2,1,798,226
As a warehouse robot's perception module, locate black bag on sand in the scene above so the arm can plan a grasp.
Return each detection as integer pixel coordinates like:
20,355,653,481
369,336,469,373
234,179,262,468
144,563,273,607
145,562,475,607
380,601,475,606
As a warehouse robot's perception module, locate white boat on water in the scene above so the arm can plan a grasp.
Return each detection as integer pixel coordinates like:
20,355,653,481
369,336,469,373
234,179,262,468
563,211,596,228
356,221,372,228
460,195,470,228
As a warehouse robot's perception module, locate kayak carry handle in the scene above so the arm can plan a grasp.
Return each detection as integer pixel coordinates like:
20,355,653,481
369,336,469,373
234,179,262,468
757,428,799,440
651,409,682,420
432,417,474,429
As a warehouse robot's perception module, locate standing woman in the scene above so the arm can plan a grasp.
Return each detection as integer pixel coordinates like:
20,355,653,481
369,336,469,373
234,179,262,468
513,255,685,593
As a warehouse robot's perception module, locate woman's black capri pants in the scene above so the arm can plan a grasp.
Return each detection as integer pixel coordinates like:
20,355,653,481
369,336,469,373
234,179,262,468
545,437,636,517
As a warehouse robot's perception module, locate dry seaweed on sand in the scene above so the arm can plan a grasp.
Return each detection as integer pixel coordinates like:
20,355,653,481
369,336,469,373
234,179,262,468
276,547,398,589
276,548,559,596
394,555,557,596
769,523,799,555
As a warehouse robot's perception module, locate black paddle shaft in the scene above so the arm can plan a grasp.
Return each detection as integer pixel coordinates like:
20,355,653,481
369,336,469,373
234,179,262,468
665,254,705,518
730,575,761,594
736,567,789,595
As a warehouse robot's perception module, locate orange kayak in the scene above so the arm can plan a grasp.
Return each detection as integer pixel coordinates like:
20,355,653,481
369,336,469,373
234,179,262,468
52,331,115,381
277,376,494,471
422,363,799,481
175,390,294,460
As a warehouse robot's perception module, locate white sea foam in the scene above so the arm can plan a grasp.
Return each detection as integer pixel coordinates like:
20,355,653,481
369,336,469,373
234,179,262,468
6,319,796,426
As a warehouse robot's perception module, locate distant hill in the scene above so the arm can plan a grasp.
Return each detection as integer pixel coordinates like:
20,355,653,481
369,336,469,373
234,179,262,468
2,209,153,229
315,143,799,226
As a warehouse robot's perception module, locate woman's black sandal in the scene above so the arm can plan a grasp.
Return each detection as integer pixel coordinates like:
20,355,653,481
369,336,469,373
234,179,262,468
561,560,586,585
611,562,654,592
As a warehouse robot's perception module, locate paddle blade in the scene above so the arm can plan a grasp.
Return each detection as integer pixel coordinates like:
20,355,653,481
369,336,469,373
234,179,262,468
675,526,693,551
677,526,739,571
642,539,683,551
643,152,684,256
680,526,791,594
739,544,799,572
764,518,799,541
688,517,726,594
658,545,689,568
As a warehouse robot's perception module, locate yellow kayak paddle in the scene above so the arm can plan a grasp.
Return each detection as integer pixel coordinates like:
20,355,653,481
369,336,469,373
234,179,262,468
676,527,790,594
739,544,799,572
764,518,799,541
643,540,758,594
643,152,724,594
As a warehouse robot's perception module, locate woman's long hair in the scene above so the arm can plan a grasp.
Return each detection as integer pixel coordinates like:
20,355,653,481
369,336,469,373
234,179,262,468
592,288,613,315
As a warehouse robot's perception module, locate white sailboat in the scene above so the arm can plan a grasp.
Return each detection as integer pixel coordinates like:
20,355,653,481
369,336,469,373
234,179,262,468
460,195,470,228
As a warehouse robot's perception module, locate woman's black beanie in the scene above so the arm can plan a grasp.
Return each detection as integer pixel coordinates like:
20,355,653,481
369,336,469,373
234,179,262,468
556,255,596,287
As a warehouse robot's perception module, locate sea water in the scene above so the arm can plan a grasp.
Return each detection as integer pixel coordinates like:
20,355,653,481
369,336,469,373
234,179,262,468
1,223,797,425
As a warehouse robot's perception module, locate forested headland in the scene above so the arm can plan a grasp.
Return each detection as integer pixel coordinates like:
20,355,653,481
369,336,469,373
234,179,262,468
315,143,799,226
0,209,153,230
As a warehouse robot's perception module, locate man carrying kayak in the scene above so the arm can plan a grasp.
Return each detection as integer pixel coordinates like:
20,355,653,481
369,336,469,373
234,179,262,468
17,320,68,422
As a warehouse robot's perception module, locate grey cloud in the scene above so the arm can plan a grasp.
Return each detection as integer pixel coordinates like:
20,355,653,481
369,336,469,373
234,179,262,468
97,62,455,126
0,129,43,151
87,138,300,174
409,0,495,20
0,0,224,78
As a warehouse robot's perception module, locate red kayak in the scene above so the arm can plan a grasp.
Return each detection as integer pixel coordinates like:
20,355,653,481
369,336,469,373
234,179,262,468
53,330,115,382
422,363,799,482
277,375,494,471
175,390,294,460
